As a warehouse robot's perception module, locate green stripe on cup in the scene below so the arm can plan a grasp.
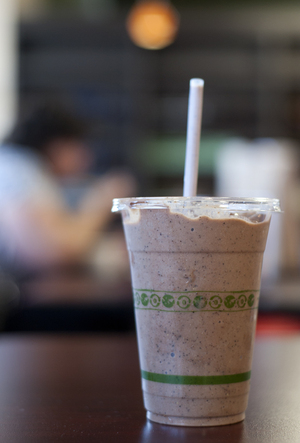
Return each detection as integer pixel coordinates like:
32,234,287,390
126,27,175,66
141,370,251,385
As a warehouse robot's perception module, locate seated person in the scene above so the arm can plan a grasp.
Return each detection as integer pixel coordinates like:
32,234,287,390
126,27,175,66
0,104,135,284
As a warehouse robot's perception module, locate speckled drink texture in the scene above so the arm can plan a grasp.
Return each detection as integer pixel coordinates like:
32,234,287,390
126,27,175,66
123,208,270,424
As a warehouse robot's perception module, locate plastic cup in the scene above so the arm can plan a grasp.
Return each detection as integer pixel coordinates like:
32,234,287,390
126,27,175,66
112,197,280,427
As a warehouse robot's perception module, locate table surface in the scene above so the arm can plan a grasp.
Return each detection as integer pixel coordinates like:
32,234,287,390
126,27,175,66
0,333,299,442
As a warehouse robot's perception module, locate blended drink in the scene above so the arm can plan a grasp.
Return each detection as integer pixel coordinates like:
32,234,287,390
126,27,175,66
112,197,280,426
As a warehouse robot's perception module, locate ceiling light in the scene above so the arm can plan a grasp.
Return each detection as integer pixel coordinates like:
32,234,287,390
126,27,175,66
126,0,180,50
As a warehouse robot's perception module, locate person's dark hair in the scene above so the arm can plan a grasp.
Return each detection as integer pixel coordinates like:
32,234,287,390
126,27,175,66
5,104,86,154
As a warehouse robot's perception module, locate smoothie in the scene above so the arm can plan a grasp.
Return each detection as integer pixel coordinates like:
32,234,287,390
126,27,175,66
112,197,279,426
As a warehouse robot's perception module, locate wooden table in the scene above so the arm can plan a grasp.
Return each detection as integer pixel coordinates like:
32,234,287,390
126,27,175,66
0,333,299,442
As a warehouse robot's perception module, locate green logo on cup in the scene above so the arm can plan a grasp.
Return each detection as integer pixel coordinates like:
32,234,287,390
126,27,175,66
162,294,175,308
133,288,258,312
209,295,222,309
177,295,191,309
134,292,141,306
237,294,247,308
150,294,161,307
224,295,236,309
248,294,255,307
141,293,149,306
193,295,207,309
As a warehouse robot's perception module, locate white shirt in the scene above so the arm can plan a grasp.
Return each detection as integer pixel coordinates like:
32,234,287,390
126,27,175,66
0,144,63,274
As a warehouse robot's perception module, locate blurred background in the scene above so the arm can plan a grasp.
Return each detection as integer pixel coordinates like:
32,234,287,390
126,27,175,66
0,0,300,333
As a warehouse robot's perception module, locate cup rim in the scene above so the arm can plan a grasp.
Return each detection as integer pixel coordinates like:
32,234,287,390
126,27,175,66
112,196,281,213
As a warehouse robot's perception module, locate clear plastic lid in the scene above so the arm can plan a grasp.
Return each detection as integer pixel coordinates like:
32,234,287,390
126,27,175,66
112,196,281,212
112,196,281,223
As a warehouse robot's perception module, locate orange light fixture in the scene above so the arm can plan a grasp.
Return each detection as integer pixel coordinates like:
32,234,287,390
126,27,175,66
126,0,180,50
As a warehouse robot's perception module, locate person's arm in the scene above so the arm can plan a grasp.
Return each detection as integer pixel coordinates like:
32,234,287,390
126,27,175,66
2,171,135,269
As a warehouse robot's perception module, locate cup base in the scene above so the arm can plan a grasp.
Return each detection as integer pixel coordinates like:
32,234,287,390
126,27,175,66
147,411,245,427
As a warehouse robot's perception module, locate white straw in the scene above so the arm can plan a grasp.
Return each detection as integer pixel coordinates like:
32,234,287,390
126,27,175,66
183,78,204,197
